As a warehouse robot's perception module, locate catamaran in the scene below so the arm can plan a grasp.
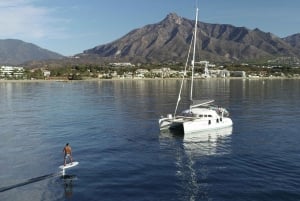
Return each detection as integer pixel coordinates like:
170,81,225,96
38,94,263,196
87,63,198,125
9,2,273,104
158,8,233,134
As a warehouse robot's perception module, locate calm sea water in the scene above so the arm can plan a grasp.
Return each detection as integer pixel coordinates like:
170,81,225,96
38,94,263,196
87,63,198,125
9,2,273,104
0,79,300,201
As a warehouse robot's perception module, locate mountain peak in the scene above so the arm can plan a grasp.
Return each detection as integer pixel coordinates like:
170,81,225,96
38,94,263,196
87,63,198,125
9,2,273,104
163,13,182,25
0,39,64,65
82,12,300,62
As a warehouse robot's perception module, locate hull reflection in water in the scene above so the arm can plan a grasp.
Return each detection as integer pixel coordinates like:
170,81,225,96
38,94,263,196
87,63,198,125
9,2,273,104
183,126,233,142
160,126,233,156
160,126,233,200
183,126,233,157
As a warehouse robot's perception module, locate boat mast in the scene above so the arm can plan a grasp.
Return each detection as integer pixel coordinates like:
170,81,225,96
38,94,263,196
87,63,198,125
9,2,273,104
190,7,199,102
173,34,193,117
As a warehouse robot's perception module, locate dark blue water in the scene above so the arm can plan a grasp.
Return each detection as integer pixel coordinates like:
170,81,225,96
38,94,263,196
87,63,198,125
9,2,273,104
0,79,300,201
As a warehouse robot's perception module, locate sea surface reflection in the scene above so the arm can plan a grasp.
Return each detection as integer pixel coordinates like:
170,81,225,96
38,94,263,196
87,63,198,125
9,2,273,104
1,79,300,201
159,127,232,200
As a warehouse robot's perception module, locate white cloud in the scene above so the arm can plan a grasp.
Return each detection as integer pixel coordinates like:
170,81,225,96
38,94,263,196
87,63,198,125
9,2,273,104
0,0,68,40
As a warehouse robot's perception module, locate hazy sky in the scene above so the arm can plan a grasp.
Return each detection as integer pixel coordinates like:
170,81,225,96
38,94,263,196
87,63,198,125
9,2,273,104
0,0,299,56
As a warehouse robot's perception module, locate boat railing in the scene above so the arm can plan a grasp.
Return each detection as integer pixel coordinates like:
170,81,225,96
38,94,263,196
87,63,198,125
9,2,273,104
206,105,229,117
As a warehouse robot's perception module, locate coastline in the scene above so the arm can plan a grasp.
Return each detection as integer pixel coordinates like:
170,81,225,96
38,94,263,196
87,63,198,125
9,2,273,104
0,76,299,83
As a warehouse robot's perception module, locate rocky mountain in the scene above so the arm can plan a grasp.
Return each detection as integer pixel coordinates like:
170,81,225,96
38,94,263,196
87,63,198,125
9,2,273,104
82,13,300,63
283,33,300,50
0,39,64,65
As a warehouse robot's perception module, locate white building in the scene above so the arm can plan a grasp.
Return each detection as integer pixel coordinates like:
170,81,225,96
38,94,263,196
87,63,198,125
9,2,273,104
109,62,135,67
136,69,149,74
209,70,231,78
135,69,149,78
42,70,51,77
0,66,24,78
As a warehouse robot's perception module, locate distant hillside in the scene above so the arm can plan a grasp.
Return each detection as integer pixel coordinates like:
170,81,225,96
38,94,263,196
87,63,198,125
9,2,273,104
283,33,300,50
81,13,300,63
0,39,64,65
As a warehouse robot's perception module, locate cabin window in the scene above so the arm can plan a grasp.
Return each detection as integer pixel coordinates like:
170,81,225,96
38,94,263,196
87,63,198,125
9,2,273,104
208,120,211,125
208,115,212,117
216,119,219,123
184,113,193,117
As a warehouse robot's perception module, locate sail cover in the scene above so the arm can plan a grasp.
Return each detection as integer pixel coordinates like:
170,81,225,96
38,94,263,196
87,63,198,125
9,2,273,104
190,99,214,108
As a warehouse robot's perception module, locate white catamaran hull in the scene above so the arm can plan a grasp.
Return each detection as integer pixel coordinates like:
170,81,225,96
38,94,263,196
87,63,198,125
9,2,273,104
159,116,233,134
183,117,232,133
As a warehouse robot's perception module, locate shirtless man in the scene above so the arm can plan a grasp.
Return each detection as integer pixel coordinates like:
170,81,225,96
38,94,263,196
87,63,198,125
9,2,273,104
63,143,73,166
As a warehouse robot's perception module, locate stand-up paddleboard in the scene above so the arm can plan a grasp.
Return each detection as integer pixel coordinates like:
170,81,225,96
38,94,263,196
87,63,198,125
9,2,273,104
59,161,79,169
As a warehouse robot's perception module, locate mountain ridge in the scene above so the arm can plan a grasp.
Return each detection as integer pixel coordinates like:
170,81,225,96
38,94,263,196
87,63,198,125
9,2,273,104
82,13,300,63
1,13,299,66
0,39,64,65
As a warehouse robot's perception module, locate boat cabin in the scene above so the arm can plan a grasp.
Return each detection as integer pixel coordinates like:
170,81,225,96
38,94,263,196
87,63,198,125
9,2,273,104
181,108,219,118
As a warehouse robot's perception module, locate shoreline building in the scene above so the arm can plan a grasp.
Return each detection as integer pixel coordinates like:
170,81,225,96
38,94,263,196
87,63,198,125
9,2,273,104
0,66,24,78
